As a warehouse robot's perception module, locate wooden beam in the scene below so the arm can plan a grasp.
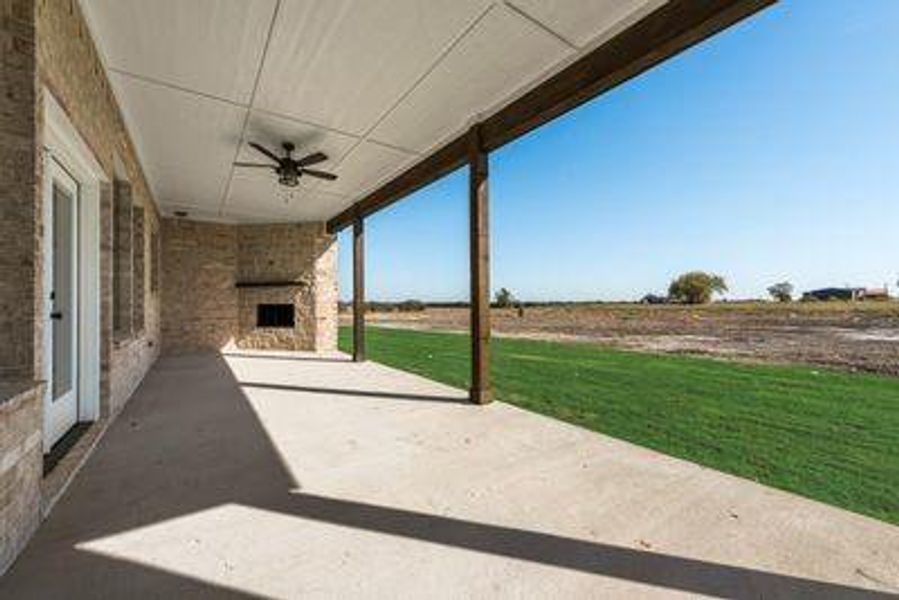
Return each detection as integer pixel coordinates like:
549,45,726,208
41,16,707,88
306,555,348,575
352,217,365,362
479,0,775,151
328,136,467,233
326,0,774,233
469,125,490,405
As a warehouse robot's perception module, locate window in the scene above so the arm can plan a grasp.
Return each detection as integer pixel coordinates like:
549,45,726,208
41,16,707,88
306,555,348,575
112,179,133,338
112,179,149,338
132,206,145,333
150,229,160,294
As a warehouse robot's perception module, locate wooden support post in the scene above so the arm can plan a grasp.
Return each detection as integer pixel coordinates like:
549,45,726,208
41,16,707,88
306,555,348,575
353,217,365,362
469,125,491,404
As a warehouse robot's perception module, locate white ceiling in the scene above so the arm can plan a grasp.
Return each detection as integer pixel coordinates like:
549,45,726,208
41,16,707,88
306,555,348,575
80,0,664,224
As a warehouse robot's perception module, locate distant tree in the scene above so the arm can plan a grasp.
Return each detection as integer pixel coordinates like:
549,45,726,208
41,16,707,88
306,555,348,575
494,288,515,308
767,282,794,303
397,299,425,312
668,272,728,305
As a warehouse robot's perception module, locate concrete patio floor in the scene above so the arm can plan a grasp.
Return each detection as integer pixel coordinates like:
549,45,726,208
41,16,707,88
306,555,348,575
2,351,897,599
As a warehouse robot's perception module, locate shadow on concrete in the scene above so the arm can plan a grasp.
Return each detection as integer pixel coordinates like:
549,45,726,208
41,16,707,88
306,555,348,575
1,354,296,598
272,492,894,599
1,353,891,598
239,381,469,404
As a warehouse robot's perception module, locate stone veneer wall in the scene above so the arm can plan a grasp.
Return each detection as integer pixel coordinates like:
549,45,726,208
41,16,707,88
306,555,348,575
0,0,163,574
161,220,337,355
313,227,339,352
0,383,42,575
236,224,337,351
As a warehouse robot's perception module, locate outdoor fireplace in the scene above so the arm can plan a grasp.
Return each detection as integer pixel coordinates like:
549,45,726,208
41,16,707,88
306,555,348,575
236,282,314,350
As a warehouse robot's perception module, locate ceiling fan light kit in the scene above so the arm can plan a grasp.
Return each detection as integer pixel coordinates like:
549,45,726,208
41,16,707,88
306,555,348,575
233,141,338,193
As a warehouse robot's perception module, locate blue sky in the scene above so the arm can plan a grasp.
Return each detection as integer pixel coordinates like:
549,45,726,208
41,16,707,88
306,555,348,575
339,0,899,302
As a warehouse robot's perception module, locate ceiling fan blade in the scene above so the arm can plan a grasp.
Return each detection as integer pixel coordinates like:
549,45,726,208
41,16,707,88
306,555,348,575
233,162,276,168
248,142,281,163
296,151,328,168
301,168,337,181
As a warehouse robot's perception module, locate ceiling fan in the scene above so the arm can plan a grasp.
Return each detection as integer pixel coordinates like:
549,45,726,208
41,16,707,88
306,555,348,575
234,141,337,188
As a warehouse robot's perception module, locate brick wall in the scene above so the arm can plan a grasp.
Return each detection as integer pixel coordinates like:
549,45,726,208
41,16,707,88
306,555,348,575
162,219,337,354
0,0,37,380
0,0,40,576
161,219,239,353
36,0,162,412
0,0,164,574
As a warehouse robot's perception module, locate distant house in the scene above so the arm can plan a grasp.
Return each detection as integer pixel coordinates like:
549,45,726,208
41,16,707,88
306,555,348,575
640,294,669,305
861,288,890,301
802,288,864,302
801,287,891,302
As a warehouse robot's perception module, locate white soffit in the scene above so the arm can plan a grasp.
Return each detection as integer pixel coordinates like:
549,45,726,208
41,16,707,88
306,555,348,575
255,0,491,138
326,142,418,198
79,0,665,223
110,72,246,208
506,0,667,50
223,188,349,223
82,0,277,104
369,5,572,153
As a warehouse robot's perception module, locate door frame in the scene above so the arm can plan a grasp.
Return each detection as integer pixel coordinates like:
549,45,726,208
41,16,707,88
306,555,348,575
42,90,107,452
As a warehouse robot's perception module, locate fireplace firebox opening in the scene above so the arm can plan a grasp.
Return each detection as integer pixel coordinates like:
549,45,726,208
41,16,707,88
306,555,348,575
257,304,295,328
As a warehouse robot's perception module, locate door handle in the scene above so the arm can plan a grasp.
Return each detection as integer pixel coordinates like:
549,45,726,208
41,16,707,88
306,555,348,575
50,311,62,320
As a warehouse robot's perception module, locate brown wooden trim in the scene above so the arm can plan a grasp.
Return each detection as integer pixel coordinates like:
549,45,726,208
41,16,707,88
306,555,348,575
480,0,775,151
328,135,467,233
327,0,774,233
469,125,491,405
352,217,365,362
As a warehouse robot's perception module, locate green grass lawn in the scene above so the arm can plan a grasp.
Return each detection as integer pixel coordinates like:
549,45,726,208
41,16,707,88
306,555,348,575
339,326,899,525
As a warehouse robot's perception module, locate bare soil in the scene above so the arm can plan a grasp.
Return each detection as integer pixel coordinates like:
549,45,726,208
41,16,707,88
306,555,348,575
342,302,899,376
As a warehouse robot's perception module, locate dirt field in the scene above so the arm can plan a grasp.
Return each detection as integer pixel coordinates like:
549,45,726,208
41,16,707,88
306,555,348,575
342,301,899,376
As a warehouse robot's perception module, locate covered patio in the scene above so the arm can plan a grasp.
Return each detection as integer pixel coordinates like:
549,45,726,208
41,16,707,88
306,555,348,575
4,0,899,595
2,351,896,598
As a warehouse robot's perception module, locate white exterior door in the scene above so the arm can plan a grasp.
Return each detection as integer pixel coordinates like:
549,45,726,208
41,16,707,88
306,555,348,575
45,157,80,449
